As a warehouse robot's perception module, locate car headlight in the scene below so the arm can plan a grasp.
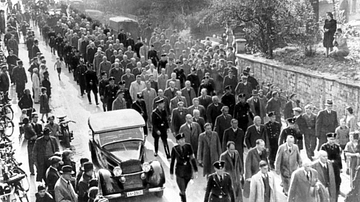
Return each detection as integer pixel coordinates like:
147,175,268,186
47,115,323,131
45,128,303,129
142,162,151,172
113,166,122,177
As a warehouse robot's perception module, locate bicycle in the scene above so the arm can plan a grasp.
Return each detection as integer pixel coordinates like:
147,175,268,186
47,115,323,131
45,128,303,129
0,118,14,138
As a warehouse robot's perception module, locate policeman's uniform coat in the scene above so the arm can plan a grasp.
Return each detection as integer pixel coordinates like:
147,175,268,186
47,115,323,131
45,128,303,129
152,108,169,138
204,172,235,202
197,131,222,176
288,168,319,202
220,150,243,202
275,143,302,193
104,84,119,110
233,101,251,133
312,161,337,202
265,121,281,165
153,96,170,116
179,122,201,158
214,114,232,145
320,143,342,194
170,143,198,179
221,93,236,115
249,171,277,202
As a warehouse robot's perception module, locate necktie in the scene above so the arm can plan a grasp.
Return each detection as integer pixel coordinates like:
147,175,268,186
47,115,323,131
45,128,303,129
289,148,292,153
219,175,222,182
307,172,310,181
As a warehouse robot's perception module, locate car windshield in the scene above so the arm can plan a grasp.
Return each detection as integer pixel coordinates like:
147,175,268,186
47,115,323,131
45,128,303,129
103,140,141,161
98,128,143,146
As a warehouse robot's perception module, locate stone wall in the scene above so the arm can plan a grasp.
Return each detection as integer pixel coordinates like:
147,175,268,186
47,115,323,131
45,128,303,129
236,54,360,121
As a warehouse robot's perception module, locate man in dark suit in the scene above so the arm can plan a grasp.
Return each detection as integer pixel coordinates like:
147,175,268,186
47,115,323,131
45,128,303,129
171,101,187,135
132,93,148,136
221,85,236,115
206,96,224,128
103,77,119,111
24,117,37,175
45,156,62,197
244,139,268,198
204,161,235,202
31,112,42,136
301,104,317,160
85,64,99,105
312,150,339,202
245,116,269,149
233,93,252,133
222,119,245,165
214,106,232,145
265,111,281,169
198,88,212,109
164,81,178,100
152,98,170,158
187,97,206,121
316,99,338,150
220,142,243,201
181,81,196,107
247,90,266,123
179,114,202,158
33,128,60,182
265,91,282,125
170,133,198,202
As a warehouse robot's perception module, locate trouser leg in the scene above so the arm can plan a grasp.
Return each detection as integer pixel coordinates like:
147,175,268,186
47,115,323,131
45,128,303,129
87,90,91,103
153,135,159,154
27,142,34,174
161,134,170,156
317,135,327,150
268,139,278,168
176,176,190,201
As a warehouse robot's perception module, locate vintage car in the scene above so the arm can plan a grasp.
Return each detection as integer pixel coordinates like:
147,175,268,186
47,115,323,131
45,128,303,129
88,109,165,200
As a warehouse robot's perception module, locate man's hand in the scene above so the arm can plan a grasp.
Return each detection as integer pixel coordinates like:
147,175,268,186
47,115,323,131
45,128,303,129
156,130,161,135
194,172,198,179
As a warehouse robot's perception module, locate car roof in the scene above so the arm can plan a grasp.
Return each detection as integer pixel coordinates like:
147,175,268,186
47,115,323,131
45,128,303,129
88,109,145,133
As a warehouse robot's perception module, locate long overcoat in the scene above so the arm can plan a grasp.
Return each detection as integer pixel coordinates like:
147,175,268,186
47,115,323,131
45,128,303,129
197,131,222,176
179,122,201,157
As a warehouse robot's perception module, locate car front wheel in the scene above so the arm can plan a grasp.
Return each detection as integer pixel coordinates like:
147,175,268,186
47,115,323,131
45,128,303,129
154,190,163,198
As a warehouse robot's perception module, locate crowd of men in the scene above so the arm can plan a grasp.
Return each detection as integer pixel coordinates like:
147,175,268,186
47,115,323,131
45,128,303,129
1,1,360,202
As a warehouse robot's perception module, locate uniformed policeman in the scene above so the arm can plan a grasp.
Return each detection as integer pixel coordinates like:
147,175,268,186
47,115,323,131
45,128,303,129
320,132,342,197
77,57,87,97
221,85,236,115
152,98,170,158
104,77,119,111
279,117,302,150
204,161,235,202
170,133,198,202
265,111,281,169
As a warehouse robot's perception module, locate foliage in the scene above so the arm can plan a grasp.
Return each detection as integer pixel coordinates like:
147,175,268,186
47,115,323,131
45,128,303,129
204,0,320,58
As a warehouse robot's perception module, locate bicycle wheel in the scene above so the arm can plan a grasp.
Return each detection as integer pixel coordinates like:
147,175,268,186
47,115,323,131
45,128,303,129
1,117,14,137
3,106,14,121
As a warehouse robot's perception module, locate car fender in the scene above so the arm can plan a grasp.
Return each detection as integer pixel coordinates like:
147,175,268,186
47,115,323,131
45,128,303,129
98,169,121,195
147,161,165,187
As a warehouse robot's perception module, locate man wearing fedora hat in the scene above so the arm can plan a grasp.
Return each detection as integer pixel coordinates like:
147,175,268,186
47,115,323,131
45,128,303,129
247,89,266,123
242,67,258,91
221,85,235,114
54,165,78,202
33,128,60,182
316,99,338,150
78,162,94,202
170,133,198,202
204,160,235,202
46,156,62,197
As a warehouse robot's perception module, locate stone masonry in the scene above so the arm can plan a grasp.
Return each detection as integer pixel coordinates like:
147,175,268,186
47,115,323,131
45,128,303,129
236,54,360,121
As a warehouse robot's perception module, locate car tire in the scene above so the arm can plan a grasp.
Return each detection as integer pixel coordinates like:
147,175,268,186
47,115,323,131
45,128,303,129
154,190,163,198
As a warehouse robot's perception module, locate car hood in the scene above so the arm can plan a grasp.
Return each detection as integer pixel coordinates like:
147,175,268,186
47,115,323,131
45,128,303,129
109,150,139,162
